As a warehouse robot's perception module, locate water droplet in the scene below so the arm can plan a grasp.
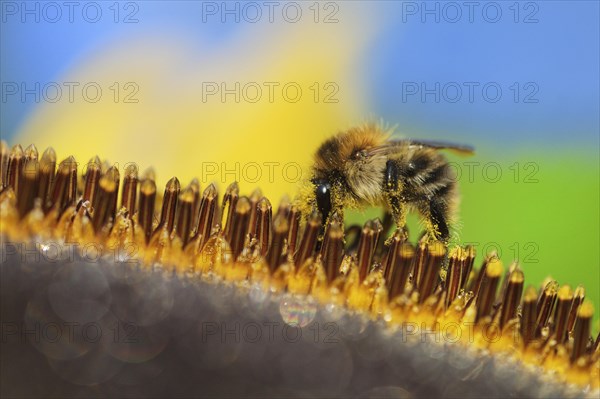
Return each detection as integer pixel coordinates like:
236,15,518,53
279,294,317,328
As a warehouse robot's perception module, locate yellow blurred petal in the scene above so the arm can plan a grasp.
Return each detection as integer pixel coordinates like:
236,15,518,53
15,7,382,201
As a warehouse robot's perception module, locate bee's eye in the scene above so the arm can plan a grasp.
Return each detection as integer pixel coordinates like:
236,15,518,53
352,149,368,160
311,178,332,225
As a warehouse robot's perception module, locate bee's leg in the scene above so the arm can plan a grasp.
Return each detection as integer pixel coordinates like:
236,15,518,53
390,199,408,229
312,178,336,250
381,160,410,253
427,197,450,243
313,179,332,227
344,224,362,253
373,211,394,258
383,160,407,229
380,211,394,237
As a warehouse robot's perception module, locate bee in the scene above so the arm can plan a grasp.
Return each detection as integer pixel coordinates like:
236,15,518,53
300,123,474,242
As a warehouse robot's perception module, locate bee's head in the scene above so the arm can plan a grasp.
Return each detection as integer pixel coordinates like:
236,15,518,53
313,125,389,203
314,125,385,168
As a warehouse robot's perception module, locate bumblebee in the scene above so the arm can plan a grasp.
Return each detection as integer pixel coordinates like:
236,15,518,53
301,123,474,242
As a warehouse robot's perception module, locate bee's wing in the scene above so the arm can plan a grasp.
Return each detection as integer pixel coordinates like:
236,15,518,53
404,139,474,156
367,139,475,157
